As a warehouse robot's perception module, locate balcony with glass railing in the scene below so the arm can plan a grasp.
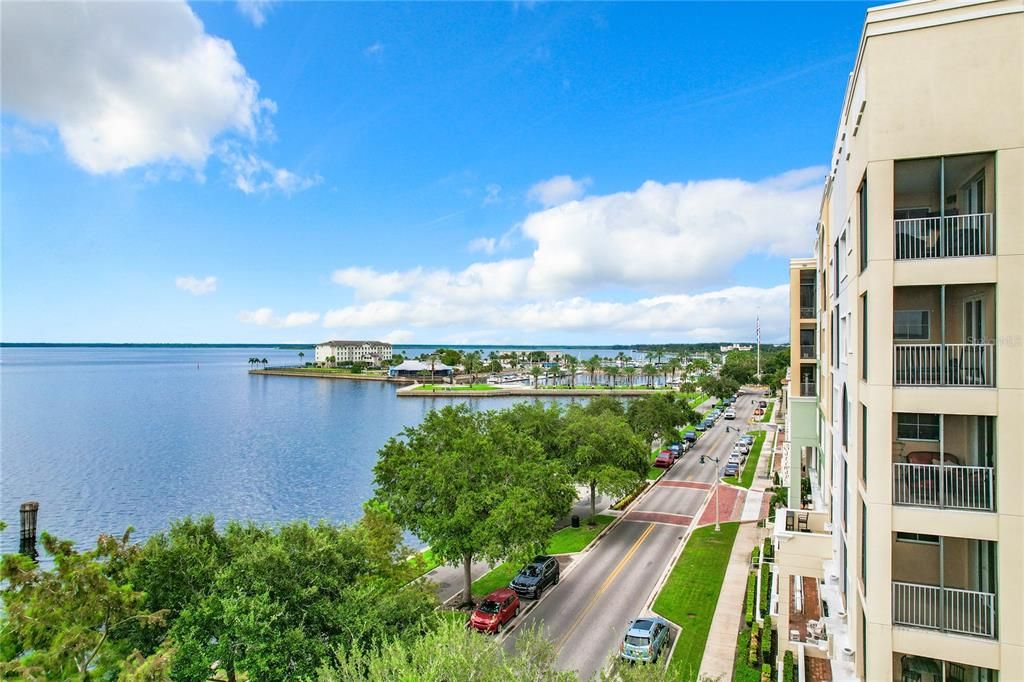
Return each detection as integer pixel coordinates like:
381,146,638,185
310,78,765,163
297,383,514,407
894,154,995,261
891,535,997,640
892,284,995,388
892,414,995,512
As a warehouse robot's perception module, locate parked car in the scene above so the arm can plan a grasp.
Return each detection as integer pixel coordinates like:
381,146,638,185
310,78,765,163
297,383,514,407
620,616,671,663
759,400,768,408
724,410,736,420
728,452,742,465
468,588,520,634
723,461,740,477
510,555,560,599
734,441,749,454
702,418,715,429
654,451,674,468
683,431,697,443
668,443,681,457
695,422,707,432
739,435,754,446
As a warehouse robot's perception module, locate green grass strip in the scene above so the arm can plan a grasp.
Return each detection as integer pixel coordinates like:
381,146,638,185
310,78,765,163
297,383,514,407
653,522,740,681
723,431,767,488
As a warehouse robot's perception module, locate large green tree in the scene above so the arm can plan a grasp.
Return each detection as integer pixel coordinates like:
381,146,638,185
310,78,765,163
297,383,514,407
373,405,575,606
559,407,648,519
626,394,699,446
0,531,165,680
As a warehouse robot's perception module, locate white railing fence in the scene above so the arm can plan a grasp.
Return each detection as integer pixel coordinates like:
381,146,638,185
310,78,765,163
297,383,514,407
894,213,994,260
892,463,995,511
893,581,996,638
893,343,994,387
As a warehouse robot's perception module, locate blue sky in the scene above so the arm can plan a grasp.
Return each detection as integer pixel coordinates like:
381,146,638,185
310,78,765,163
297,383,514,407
1,1,870,345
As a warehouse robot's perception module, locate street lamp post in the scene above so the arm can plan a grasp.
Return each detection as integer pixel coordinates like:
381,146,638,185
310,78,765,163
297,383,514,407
700,453,722,532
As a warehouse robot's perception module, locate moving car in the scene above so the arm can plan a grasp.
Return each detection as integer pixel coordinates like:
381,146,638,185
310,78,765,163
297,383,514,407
724,409,736,420
654,451,674,468
510,555,560,599
620,616,671,663
468,588,520,634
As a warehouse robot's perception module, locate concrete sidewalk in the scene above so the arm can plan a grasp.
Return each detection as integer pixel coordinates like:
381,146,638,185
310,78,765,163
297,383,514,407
698,421,776,680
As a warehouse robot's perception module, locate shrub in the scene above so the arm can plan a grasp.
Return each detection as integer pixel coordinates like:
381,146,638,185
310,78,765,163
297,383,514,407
759,564,772,617
761,614,773,663
761,663,772,682
748,623,761,667
783,650,795,682
763,537,773,561
751,546,760,566
744,572,757,625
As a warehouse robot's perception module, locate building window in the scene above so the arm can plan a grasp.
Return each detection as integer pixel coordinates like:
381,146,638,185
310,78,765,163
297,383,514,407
860,500,867,595
841,384,849,449
896,413,940,441
860,404,867,483
860,294,868,380
858,176,868,272
895,532,939,545
833,241,840,297
842,457,849,531
832,309,839,368
894,310,930,340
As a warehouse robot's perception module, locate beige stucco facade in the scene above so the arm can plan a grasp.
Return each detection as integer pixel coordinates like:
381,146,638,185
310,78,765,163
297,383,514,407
775,1,1024,680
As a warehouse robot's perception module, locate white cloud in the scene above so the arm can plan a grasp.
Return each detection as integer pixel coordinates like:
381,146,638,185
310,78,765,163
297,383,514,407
221,145,322,196
237,0,277,27
1,123,52,154
364,41,385,57
381,329,414,344
239,308,320,327
527,174,591,207
1,1,317,195
482,183,502,205
175,275,218,296
321,168,820,342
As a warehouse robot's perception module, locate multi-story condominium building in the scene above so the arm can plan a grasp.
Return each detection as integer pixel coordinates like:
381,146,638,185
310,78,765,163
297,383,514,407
314,340,393,366
773,1,1023,681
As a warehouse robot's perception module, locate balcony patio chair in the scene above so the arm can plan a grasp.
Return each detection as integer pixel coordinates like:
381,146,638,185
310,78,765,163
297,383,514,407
797,512,809,532
785,511,795,532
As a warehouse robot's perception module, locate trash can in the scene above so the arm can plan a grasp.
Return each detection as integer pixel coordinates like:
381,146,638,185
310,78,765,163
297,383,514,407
571,515,580,528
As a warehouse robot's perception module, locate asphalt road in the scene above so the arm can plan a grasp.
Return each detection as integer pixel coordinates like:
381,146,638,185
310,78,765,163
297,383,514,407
502,388,760,680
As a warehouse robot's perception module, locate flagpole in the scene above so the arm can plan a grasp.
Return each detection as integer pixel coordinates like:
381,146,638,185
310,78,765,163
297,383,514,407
756,311,761,382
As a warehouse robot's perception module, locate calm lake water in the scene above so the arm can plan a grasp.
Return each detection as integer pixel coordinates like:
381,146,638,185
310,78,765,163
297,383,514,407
0,346,630,554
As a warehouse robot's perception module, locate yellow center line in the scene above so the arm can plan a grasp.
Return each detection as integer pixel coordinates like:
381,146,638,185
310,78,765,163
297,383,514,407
555,522,657,651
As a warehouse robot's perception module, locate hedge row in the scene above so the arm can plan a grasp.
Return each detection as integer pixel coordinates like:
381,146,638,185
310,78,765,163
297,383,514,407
762,537,773,561
748,622,761,666
745,571,757,625
752,546,760,566
783,650,796,682
761,614,773,663
760,663,772,682
759,563,771,617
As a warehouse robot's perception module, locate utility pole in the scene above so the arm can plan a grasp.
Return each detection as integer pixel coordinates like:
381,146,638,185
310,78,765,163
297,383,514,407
700,455,722,532
756,310,761,383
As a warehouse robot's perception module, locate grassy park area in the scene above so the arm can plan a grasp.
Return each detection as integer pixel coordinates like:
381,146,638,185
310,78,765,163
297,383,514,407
653,522,740,681
722,430,767,488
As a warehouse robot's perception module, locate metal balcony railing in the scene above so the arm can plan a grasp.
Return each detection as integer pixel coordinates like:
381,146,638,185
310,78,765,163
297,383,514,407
799,305,815,319
893,343,994,387
894,213,994,260
893,582,996,639
800,345,816,359
893,463,995,511
799,381,817,397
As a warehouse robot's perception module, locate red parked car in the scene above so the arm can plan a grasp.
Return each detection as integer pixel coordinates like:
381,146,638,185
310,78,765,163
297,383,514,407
468,588,520,634
654,450,674,468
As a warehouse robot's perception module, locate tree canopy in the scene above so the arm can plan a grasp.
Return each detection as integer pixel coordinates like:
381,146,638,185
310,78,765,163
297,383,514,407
373,405,575,605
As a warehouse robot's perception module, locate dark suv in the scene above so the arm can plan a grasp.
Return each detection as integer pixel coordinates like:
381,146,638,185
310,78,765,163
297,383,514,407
509,555,560,599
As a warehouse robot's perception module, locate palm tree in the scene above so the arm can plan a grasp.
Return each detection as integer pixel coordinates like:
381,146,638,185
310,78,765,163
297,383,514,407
464,351,483,386
643,363,657,387
248,357,257,370
530,365,543,388
564,355,578,389
261,358,268,369
298,351,305,366
584,355,601,387
606,365,620,388
624,366,637,387
667,357,681,381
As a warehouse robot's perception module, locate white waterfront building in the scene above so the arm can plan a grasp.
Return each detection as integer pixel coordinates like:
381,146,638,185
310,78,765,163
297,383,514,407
314,340,393,367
